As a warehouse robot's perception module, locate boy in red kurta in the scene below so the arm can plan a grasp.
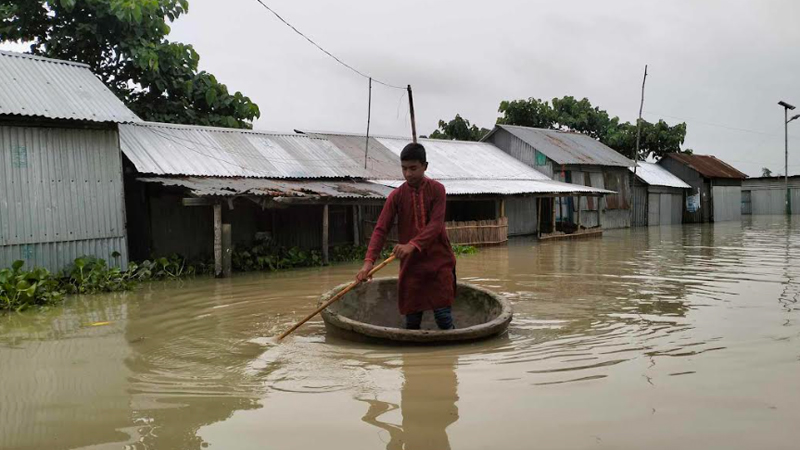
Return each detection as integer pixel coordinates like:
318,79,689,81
356,143,457,330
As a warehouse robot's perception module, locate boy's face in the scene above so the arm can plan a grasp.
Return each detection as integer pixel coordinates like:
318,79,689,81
401,159,427,187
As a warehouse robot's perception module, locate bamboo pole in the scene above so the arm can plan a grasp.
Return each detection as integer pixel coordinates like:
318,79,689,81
214,203,222,277
277,255,397,341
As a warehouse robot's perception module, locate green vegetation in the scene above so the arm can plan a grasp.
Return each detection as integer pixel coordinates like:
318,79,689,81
0,254,206,312
1,0,260,128
1,243,478,312
430,96,691,160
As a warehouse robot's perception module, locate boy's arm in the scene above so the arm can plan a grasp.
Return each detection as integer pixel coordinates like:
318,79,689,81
408,182,447,253
365,190,398,263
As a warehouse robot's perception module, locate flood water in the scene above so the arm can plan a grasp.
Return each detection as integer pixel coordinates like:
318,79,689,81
2,216,800,450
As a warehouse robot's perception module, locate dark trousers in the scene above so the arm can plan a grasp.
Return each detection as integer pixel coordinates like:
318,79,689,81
406,306,455,330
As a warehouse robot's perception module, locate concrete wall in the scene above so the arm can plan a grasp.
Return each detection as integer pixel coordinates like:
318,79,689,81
0,124,128,271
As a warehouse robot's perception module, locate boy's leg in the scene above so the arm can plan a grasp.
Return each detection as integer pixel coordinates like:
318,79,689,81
433,306,455,330
406,311,424,330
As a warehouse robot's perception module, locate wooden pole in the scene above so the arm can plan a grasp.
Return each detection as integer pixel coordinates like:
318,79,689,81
537,197,542,237
577,196,582,230
277,254,397,341
407,85,418,143
213,203,222,277
365,78,372,169
222,223,232,278
551,197,556,232
500,198,506,218
352,205,360,245
322,204,329,265
633,64,648,223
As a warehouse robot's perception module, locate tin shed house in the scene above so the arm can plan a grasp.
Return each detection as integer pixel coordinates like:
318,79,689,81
0,51,139,271
630,162,692,226
483,124,635,230
658,153,747,223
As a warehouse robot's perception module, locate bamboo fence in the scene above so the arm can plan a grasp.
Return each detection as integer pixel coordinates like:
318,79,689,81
362,217,508,247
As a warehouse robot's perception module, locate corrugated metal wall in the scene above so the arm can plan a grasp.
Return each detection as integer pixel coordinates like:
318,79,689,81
0,125,128,271
743,179,800,215
506,197,537,236
712,185,742,222
648,193,660,226
632,186,648,226
487,129,554,178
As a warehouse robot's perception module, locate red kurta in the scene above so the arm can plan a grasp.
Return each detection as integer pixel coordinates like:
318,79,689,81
366,178,456,315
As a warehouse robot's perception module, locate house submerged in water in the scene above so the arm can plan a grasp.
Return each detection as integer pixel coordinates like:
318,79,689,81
482,124,635,230
0,51,140,271
305,132,612,243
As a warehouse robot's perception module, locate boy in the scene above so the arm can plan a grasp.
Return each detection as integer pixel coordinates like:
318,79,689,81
356,143,457,330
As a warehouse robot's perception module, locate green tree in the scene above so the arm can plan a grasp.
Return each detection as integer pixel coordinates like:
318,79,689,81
0,0,260,128
428,114,489,141
762,167,773,177
496,96,688,160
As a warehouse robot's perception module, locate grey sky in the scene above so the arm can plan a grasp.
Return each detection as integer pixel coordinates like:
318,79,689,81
5,0,800,176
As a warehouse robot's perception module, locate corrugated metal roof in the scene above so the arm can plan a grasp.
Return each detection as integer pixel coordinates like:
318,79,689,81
308,132,553,181
138,176,393,198
664,153,747,179
489,125,634,167
631,162,691,188
120,122,368,178
370,179,612,196
0,50,140,123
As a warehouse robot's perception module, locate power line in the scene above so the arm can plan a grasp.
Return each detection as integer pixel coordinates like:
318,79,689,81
252,0,405,90
644,110,800,138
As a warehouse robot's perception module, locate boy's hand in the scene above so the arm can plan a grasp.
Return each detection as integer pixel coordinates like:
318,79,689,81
393,244,416,260
356,261,374,282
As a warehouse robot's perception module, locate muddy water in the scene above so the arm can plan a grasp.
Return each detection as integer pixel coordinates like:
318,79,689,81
2,216,800,450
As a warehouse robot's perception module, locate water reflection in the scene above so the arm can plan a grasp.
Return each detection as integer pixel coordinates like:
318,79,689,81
359,354,459,450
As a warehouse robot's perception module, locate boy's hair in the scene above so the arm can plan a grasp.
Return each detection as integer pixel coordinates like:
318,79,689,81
400,143,426,164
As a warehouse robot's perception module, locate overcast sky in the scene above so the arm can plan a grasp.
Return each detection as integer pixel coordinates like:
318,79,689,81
5,0,800,176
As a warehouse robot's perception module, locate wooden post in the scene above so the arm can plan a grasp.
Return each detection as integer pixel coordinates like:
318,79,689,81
214,203,222,277
322,204,329,265
222,223,232,278
407,85,417,143
352,205,360,245
598,196,604,228
537,197,543,237
577,196,582,230
500,198,506,218
551,197,557,232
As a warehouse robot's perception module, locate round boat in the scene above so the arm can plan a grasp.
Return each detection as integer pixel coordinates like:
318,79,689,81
319,277,513,343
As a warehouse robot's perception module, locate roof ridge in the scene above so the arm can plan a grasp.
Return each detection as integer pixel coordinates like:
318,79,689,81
130,121,325,139
0,50,91,68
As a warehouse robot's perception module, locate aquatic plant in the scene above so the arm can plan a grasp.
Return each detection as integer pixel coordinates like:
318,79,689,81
0,261,65,312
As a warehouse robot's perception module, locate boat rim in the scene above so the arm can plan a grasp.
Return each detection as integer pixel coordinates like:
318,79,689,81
319,277,513,342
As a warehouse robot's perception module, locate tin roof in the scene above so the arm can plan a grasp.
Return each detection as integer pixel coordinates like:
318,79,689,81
663,153,747,179
0,50,140,123
307,132,612,195
120,122,368,179
486,125,634,167
137,176,393,198
631,162,691,188
307,132,553,181
371,179,612,196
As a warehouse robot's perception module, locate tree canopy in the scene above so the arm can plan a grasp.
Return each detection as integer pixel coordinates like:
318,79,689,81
497,96,688,160
0,0,260,128
428,114,489,141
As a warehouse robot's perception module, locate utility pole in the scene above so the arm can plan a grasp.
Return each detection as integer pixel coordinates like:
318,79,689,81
407,85,417,143
632,65,648,224
779,100,797,215
364,78,372,169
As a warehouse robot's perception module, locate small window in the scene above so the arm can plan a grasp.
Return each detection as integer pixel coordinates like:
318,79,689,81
535,150,547,166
